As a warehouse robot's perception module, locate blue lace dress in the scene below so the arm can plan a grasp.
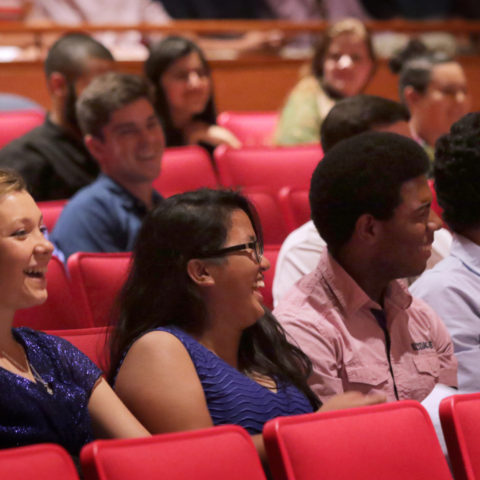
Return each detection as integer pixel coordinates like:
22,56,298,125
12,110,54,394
117,325,314,433
0,328,102,455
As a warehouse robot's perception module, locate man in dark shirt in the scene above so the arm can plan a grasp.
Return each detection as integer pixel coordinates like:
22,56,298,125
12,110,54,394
51,73,164,259
0,33,114,201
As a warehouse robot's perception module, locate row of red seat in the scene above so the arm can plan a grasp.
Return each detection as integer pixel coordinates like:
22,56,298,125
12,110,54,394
1,394,478,480
13,248,280,331
0,109,278,150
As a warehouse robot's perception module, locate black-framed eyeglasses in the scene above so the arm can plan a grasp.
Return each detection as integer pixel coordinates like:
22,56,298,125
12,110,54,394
197,240,263,264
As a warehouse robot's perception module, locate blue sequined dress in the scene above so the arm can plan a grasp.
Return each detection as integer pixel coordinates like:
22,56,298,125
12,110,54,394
116,325,314,433
0,328,102,455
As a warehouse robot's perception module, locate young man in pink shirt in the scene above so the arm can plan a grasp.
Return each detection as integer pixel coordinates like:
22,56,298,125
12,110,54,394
274,131,457,403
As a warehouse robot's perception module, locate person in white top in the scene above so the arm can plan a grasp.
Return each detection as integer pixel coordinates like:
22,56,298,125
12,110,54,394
273,94,452,306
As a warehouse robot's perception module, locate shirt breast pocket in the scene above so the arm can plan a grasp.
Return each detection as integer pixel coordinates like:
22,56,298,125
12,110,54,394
413,355,440,378
344,363,390,387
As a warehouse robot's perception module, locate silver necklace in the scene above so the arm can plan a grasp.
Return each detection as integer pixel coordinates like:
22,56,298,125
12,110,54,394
1,348,54,395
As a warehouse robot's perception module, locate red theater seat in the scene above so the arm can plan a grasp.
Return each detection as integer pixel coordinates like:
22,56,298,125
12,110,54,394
0,443,79,480
81,425,266,480
67,252,131,327
217,111,278,147
0,109,45,148
153,145,218,197
440,392,480,480
264,400,452,480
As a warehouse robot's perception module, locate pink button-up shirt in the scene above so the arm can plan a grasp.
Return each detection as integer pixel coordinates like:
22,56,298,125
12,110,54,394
274,250,457,402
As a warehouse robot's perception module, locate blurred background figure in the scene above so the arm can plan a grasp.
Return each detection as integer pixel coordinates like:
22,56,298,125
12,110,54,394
411,112,480,393
274,18,376,145
389,39,471,166
145,36,241,152
0,33,114,201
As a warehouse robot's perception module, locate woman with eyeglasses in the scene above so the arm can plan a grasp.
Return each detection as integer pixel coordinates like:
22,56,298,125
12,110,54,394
109,188,384,463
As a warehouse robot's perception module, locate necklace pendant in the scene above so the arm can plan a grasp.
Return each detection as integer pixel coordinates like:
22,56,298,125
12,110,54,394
45,384,54,395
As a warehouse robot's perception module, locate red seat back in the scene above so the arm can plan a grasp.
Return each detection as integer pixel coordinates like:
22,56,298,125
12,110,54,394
214,144,323,193
0,443,79,480
217,111,278,147
277,187,310,232
13,256,81,329
243,188,288,246
81,425,266,480
440,392,480,480
428,179,445,227
261,245,280,311
153,145,218,197
38,199,68,231
67,252,132,327
264,400,453,480
0,109,45,148
44,326,110,370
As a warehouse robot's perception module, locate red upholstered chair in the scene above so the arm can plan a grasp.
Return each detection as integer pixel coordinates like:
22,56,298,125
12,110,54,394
81,425,266,480
153,145,218,197
263,400,453,480
261,245,280,311
0,109,45,148
13,256,81,330
277,186,310,232
243,188,289,246
0,443,80,480
214,144,323,193
217,111,278,147
67,252,132,327
44,326,110,370
439,392,480,480
38,199,68,231
428,179,446,227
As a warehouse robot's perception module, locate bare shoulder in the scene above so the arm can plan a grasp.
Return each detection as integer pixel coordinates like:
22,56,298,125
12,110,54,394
124,330,190,363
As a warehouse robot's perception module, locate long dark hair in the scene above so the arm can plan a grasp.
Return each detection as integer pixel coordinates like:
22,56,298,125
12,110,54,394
108,188,319,408
144,36,217,146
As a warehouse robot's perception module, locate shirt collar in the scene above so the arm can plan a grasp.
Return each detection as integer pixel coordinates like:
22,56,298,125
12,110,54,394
318,250,412,316
450,233,480,277
97,174,162,213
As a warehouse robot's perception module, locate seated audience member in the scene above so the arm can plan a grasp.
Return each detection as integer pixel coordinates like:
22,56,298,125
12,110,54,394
27,1,280,59
109,189,384,464
51,73,164,259
145,36,240,151
0,33,114,201
274,18,376,146
273,94,452,305
0,168,148,454
389,39,470,166
26,0,171,59
411,112,480,392
274,131,457,402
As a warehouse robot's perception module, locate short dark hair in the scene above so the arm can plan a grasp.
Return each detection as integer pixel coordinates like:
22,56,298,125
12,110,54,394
76,72,152,138
389,39,453,103
434,112,480,233
321,94,410,152
312,18,376,83
44,32,113,82
144,36,216,145
109,188,319,409
310,131,430,252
